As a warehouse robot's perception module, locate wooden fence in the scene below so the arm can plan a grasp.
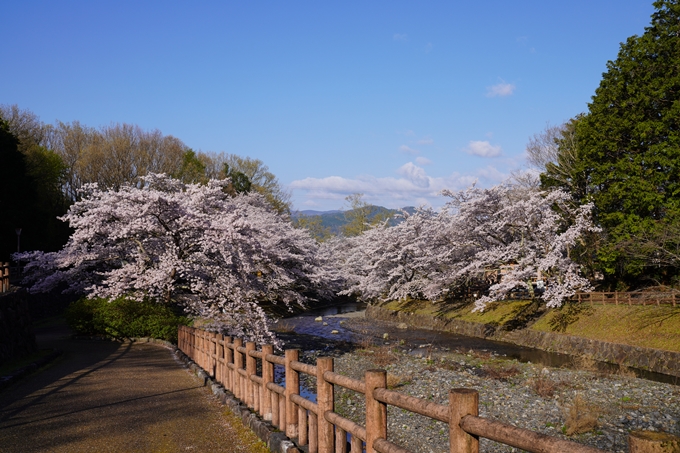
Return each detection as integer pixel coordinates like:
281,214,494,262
178,325,606,453
572,291,678,307
1,262,9,293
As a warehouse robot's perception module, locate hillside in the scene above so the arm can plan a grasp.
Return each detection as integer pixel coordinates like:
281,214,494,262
293,206,416,234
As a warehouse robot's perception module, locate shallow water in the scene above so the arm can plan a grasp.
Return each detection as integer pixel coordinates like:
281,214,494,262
284,303,679,385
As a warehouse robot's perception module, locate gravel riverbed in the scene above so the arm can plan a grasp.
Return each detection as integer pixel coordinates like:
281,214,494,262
286,318,680,453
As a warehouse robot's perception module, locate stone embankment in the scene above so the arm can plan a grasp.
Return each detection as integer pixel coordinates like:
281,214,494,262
366,305,680,378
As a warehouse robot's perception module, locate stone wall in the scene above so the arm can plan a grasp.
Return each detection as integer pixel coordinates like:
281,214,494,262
366,305,680,378
0,289,36,366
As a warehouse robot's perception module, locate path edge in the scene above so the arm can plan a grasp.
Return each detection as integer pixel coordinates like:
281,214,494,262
170,342,301,453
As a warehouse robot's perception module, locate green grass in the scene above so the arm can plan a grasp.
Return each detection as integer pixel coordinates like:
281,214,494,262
382,299,534,326
531,305,680,352
382,299,680,353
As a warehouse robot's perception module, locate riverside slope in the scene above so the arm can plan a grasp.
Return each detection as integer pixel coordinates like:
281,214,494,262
366,305,680,378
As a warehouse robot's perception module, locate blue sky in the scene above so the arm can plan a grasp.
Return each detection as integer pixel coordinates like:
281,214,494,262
2,1,655,211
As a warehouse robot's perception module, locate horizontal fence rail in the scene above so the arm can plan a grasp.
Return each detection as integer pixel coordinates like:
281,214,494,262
1,262,9,293
177,326,615,453
572,291,678,307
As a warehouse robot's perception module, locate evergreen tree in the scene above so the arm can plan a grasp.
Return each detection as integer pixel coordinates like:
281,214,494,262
550,0,680,287
0,118,37,261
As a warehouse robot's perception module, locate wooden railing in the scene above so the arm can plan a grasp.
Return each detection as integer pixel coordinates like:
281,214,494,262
1,262,9,293
572,291,678,307
178,325,606,453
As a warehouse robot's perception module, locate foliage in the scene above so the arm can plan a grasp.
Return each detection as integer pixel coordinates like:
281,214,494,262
16,174,328,344
325,185,599,309
205,153,292,215
293,214,333,242
341,193,392,237
542,1,680,287
65,296,191,342
176,149,208,184
222,163,252,195
0,117,39,260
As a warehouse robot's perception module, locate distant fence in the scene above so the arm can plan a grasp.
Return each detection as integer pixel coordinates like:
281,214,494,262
572,291,678,307
1,262,9,293
178,326,606,453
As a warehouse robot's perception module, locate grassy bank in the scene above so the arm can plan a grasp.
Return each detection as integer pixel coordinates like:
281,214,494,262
532,305,680,352
381,299,680,353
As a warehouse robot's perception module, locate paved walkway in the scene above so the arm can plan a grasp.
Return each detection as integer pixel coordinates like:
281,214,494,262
0,321,268,453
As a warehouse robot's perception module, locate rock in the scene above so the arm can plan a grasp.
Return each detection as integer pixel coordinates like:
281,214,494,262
331,330,339,334
323,322,328,326
315,316,323,322
397,322,408,329
383,333,389,340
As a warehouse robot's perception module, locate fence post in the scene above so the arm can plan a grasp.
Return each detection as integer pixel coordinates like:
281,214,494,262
449,388,479,453
262,344,274,420
233,338,243,400
299,405,308,446
198,330,203,368
211,332,218,378
224,336,233,393
246,342,256,408
279,390,287,432
629,430,680,452
285,349,300,439
317,357,334,453
309,412,318,453
336,426,348,453
271,390,280,429
217,334,225,385
365,369,387,453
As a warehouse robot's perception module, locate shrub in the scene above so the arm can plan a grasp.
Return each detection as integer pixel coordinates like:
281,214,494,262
562,394,600,435
65,296,191,343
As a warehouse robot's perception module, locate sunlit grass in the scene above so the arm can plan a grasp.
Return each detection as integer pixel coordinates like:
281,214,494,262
531,305,680,352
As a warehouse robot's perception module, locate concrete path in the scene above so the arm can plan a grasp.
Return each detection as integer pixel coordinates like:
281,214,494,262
0,321,268,453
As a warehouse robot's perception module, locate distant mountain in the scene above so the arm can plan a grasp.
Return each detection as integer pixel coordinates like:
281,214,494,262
293,206,417,234
297,209,342,216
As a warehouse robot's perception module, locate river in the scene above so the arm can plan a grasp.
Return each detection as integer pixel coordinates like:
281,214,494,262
281,302,679,385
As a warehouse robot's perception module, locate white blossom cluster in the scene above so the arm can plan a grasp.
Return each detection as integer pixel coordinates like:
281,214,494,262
16,174,328,344
322,185,599,310
16,176,598,341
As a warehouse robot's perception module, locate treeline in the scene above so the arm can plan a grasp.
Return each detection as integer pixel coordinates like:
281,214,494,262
0,105,290,261
526,0,680,291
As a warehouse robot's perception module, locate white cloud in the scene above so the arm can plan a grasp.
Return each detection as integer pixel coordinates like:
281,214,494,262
288,159,523,211
424,42,433,53
393,33,408,42
399,145,419,155
476,165,508,183
464,140,502,158
397,162,430,188
415,156,432,166
486,82,516,97
290,164,479,210
417,136,434,145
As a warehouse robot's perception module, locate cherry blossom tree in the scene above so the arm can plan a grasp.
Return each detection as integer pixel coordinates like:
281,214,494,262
326,184,598,310
16,173,325,344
